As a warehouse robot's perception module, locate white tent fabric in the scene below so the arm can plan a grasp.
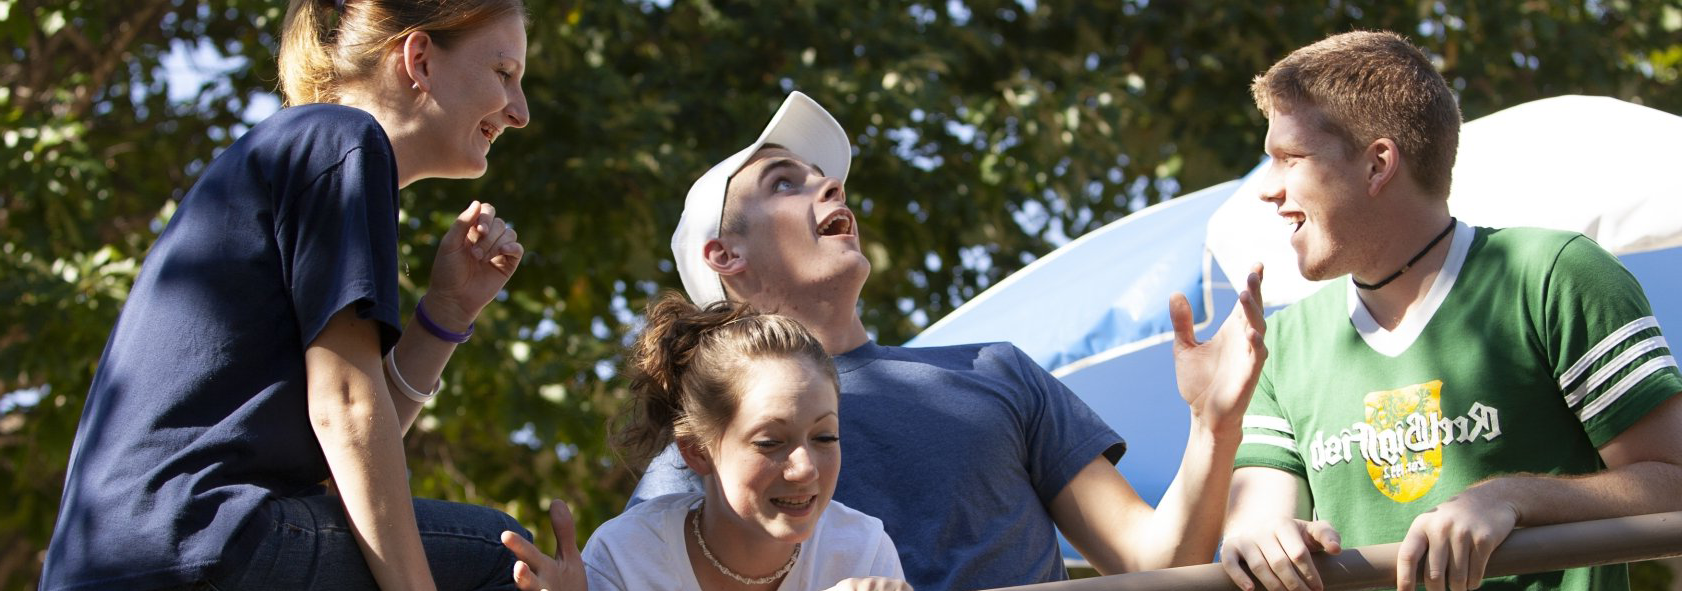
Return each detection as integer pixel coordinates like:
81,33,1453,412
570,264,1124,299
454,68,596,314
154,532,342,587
1208,95,1682,308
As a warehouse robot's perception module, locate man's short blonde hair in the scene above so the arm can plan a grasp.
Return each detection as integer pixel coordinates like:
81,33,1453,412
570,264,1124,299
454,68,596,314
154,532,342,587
1252,30,1463,198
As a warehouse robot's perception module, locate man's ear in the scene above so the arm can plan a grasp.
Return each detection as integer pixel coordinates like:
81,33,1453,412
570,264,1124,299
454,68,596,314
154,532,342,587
1365,137,1402,197
400,31,436,92
677,438,714,477
702,238,747,277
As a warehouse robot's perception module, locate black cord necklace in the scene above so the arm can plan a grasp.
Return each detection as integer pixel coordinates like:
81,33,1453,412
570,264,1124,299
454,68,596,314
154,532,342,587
1354,217,1457,291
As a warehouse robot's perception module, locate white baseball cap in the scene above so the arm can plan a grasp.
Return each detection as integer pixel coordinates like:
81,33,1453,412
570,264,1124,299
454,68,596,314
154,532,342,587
671,91,852,306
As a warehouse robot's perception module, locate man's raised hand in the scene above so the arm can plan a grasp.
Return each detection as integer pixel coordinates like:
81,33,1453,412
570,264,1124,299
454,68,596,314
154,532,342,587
1170,263,1267,433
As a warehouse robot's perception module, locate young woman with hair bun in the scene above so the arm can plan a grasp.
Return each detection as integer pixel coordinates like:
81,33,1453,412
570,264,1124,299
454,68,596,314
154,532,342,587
504,293,910,591
38,1,566,590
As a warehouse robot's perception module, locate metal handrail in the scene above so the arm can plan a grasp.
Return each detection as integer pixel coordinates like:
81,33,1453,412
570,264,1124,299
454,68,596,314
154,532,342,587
990,511,1682,591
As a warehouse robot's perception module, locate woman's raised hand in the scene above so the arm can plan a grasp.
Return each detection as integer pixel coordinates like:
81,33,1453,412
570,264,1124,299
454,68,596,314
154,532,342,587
424,200,524,329
501,499,587,591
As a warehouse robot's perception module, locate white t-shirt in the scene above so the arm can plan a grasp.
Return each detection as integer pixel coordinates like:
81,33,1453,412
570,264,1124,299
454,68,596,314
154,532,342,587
584,492,903,591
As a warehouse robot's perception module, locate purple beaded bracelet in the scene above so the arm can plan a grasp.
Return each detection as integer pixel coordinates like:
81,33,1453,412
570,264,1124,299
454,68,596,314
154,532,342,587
415,298,474,344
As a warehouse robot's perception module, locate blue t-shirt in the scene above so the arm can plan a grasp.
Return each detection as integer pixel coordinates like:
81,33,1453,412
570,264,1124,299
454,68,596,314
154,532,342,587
630,341,1124,590
41,104,403,591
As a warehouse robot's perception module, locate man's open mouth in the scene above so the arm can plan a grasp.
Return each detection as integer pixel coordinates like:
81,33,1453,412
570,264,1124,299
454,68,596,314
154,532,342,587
1283,214,1304,234
817,209,854,237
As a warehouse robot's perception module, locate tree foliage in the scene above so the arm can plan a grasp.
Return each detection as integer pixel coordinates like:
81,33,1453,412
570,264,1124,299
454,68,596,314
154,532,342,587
3,0,1680,587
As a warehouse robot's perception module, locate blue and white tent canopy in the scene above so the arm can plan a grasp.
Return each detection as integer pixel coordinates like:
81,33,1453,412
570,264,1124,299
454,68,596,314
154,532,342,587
910,179,1241,377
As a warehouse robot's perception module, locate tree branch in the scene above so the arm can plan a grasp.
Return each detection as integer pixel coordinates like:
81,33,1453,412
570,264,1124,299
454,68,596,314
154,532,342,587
70,0,174,119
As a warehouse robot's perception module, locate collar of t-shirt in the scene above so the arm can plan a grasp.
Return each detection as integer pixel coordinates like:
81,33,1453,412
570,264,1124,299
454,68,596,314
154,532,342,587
832,340,885,374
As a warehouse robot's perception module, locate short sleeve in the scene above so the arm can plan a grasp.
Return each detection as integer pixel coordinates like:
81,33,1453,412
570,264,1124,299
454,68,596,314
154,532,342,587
1236,337,1307,476
1009,345,1126,506
869,528,906,579
582,556,629,591
276,145,402,352
580,516,631,591
1544,236,1682,446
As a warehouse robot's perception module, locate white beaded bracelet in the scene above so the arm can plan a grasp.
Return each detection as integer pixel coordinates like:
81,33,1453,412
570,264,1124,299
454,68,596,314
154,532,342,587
384,349,441,403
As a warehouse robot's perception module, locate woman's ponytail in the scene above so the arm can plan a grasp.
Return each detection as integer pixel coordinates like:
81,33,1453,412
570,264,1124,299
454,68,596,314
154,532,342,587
615,293,761,468
278,0,339,105
617,295,698,465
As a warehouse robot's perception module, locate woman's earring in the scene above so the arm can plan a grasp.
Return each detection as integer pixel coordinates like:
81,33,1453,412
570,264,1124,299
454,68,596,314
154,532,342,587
411,82,420,90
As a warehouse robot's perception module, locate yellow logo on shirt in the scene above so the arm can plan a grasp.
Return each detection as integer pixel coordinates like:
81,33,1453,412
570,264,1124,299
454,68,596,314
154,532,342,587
1362,381,1444,502
1306,380,1504,504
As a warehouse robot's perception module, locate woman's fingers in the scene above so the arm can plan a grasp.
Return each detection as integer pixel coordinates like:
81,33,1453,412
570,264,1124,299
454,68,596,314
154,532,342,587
500,530,546,567
477,218,508,260
511,559,541,591
549,499,579,561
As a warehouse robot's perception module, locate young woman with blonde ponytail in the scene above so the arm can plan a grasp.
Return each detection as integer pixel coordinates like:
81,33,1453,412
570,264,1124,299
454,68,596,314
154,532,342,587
38,1,570,590
503,293,909,591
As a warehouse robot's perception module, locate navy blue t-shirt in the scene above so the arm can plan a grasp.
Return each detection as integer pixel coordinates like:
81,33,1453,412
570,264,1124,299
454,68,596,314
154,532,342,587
630,341,1125,590
41,104,403,591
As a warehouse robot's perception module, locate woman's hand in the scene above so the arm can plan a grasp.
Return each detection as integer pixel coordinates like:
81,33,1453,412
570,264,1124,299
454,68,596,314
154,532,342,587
423,200,524,330
823,578,914,591
501,499,587,591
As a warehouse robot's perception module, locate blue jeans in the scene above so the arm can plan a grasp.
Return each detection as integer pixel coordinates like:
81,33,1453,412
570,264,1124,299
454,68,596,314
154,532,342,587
188,494,532,590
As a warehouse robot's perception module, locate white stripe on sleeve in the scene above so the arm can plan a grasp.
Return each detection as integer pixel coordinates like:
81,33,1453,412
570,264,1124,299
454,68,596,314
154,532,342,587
1559,317,1659,391
1564,336,1669,408
1242,415,1295,436
1241,434,1298,452
1579,355,1679,422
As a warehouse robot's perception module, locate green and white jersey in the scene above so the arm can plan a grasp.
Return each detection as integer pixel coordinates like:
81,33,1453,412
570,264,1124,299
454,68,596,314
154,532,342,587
1236,222,1682,591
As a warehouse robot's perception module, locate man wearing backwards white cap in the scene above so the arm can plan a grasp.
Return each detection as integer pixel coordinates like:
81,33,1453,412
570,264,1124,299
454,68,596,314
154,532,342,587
634,91,1270,590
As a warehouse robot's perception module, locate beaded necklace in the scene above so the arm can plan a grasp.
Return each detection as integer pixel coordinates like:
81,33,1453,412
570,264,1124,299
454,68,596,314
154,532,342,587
691,505,801,586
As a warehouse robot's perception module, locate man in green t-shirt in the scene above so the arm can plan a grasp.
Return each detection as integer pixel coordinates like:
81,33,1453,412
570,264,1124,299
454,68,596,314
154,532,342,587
1220,31,1682,591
